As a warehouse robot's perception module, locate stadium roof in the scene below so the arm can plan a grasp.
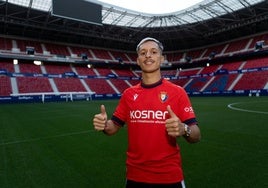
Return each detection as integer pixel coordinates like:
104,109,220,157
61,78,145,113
101,0,264,27
2,0,265,27
0,0,268,51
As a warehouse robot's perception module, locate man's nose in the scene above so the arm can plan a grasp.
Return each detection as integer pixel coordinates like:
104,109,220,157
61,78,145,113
145,51,152,57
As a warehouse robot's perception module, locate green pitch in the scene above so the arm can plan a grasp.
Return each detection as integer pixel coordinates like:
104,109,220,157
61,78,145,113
0,96,267,188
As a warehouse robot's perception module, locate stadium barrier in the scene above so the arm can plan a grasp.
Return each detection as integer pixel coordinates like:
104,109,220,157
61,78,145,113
0,90,267,104
187,89,268,97
0,92,96,104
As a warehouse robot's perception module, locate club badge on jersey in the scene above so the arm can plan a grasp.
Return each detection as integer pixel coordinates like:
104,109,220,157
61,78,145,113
159,92,168,103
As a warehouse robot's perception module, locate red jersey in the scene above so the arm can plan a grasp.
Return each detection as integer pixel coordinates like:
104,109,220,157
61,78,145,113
111,78,197,184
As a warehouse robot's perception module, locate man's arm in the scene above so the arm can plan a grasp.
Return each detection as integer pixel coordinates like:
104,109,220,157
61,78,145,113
184,124,201,143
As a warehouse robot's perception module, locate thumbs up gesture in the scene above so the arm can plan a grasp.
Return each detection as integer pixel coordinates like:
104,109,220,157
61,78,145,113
93,105,108,131
165,105,185,137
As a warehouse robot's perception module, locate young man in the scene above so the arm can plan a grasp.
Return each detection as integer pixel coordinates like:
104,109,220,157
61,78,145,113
93,37,201,188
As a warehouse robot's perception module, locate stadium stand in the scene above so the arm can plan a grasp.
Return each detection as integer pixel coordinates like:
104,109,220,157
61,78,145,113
18,62,42,73
0,76,12,96
110,50,132,63
0,37,13,51
224,38,250,54
69,46,93,59
16,39,43,54
205,61,244,91
43,43,71,57
84,79,115,94
17,77,53,93
0,60,15,72
1,34,267,98
73,65,96,76
90,49,113,60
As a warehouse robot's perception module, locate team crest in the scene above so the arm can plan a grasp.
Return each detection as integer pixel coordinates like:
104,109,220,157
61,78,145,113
159,92,168,102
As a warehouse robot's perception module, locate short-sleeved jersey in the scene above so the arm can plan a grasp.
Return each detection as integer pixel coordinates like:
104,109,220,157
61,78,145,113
111,78,197,184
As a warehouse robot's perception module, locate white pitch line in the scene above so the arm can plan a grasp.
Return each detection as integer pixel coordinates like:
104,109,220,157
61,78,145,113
227,102,268,114
0,130,94,147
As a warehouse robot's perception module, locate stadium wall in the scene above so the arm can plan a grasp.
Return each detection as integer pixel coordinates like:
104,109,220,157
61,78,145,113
0,90,267,104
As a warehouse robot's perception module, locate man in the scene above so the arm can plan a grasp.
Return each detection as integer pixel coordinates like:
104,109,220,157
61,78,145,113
93,37,201,188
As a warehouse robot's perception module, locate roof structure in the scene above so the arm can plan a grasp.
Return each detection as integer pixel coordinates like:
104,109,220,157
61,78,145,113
100,0,264,27
0,0,268,51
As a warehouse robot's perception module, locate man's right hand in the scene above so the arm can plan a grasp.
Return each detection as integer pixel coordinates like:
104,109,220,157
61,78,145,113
93,105,107,131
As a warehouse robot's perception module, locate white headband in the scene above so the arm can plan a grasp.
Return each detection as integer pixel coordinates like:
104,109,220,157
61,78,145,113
136,37,164,53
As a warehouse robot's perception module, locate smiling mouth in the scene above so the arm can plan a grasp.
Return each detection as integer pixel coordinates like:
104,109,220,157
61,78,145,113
144,60,154,65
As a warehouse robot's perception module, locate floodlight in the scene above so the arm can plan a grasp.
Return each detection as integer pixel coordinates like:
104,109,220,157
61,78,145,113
13,59,18,64
33,60,42,65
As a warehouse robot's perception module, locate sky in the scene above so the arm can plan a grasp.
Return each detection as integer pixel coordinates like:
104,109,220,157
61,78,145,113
98,0,204,14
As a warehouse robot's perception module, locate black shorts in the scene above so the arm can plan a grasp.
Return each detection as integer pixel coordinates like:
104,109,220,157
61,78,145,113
126,179,183,188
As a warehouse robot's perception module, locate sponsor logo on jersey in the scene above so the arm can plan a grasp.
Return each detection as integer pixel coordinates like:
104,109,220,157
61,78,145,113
133,94,138,101
130,110,168,120
184,106,194,113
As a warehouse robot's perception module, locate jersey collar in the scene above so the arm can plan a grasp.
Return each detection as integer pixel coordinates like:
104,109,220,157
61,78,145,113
141,78,163,88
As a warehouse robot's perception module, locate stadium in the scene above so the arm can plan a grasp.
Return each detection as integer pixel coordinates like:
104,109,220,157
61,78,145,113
0,0,267,187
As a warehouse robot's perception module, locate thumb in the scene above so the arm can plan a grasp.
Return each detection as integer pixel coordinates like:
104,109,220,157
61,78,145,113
100,105,107,118
167,105,181,122
167,105,176,117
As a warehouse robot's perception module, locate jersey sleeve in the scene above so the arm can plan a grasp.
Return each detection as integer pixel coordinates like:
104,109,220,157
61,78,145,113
111,92,129,127
176,86,197,126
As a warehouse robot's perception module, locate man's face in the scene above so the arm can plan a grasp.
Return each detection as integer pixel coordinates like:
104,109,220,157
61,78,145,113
136,41,164,73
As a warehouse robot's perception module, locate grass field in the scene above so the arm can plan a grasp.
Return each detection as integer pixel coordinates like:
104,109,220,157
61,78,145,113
0,96,267,188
